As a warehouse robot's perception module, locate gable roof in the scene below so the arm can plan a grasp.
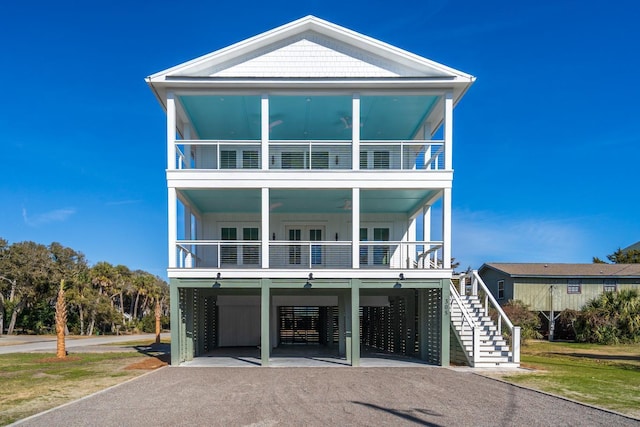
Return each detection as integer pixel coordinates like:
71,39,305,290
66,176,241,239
146,16,475,106
480,263,640,278
623,241,640,252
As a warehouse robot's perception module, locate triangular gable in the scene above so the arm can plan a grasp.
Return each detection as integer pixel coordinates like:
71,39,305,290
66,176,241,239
149,16,473,81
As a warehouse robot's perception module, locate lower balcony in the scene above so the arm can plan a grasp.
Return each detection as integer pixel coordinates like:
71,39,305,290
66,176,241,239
175,240,444,270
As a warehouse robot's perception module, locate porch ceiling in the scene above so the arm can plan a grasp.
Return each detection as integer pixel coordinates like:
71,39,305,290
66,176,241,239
179,95,439,141
181,188,437,215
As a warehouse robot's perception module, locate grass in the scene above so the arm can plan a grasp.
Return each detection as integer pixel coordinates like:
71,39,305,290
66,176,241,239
0,349,162,426
499,340,640,417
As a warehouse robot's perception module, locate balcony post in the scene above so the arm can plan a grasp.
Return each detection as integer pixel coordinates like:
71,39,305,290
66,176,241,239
167,91,176,170
444,91,453,170
261,187,269,268
261,94,269,170
442,187,452,269
352,93,360,170
168,187,177,268
351,188,360,269
423,205,431,268
184,125,192,169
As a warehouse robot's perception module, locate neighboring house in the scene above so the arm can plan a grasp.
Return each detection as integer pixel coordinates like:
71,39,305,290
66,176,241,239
622,241,640,253
146,16,487,367
479,262,640,313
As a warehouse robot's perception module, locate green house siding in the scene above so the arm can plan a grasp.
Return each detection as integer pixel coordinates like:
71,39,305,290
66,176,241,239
514,279,640,311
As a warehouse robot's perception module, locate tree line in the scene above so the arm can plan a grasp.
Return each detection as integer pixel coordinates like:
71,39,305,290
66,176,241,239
0,238,169,336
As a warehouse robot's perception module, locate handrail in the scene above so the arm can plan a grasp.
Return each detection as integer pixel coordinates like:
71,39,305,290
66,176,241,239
449,281,480,366
460,270,520,364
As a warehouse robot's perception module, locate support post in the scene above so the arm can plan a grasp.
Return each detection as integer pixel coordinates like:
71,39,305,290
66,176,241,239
345,290,352,363
261,281,270,366
261,94,269,170
352,93,360,170
338,293,346,356
184,288,194,361
351,280,360,366
440,280,450,366
170,280,180,365
167,91,176,170
442,187,452,269
444,91,453,171
168,188,177,268
261,188,269,268
352,188,360,269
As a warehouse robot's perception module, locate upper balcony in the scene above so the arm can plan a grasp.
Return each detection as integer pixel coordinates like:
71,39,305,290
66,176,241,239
174,139,444,171
168,94,452,172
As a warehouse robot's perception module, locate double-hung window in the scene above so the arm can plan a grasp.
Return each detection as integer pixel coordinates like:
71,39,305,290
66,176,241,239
567,279,581,294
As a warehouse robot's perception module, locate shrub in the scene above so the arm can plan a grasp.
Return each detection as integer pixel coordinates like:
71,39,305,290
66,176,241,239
573,290,640,344
501,299,543,342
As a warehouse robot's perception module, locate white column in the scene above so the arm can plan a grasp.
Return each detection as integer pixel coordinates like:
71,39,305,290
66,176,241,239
351,187,360,268
352,94,360,170
184,126,192,169
444,91,453,170
423,205,431,268
261,94,269,170
167,92,176,170
261,187,270,268
168,187,177,268
442,187,452,269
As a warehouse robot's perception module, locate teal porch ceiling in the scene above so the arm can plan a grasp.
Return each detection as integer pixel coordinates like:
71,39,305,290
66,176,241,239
179,95,439,141
180,188,437,215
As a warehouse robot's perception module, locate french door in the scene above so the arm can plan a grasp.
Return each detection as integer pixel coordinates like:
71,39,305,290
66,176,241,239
286,226,324,266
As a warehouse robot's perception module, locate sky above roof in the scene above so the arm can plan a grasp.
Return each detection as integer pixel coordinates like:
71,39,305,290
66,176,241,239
1,1,639,277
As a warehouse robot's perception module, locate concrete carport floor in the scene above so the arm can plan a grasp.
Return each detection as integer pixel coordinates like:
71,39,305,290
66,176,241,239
15,367,639,426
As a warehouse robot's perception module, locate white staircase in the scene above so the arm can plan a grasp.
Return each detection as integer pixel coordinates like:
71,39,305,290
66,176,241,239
450,294,519,368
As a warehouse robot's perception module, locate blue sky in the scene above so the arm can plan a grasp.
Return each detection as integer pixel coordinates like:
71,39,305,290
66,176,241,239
1,0,639,277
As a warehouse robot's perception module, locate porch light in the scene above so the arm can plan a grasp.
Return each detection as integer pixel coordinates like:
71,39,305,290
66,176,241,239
272,232,276,240
335,155,339,165
335,232,338,241
217,272,222,280
308,272,314,280
398,273,405,281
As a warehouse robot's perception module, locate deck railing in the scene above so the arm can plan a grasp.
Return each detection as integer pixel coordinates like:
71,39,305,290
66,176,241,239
458,270,521,364
172,140,445,171
175,240,444,270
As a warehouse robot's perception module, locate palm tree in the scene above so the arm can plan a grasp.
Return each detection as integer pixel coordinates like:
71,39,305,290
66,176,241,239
55,279,67,358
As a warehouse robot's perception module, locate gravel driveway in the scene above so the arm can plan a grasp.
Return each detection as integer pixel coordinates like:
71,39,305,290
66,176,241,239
15,366,639,426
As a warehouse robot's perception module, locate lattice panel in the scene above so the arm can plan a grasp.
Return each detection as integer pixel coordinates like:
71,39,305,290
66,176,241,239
422,288,442,365
202,296,218,352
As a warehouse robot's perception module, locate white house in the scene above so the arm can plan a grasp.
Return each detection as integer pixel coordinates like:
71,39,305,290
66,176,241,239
147,16,518,367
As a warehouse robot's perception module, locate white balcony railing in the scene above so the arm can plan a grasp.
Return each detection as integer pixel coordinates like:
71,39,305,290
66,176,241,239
175,140,261,170
175,240,444,270
172,140,445,171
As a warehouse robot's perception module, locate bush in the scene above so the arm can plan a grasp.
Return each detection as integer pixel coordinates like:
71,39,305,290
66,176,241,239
500,299,543,342
573,290,640,344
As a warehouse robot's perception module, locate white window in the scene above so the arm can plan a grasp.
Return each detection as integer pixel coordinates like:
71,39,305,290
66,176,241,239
603,279,617,293
497,280,505,300
567,279,581,294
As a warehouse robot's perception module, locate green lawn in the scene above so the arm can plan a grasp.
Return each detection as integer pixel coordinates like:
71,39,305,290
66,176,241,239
500,341,640,417
0,351,154,426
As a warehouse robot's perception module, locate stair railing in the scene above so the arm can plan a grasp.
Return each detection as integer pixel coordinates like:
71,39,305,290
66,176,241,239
459,270,520,364
449,281,480,366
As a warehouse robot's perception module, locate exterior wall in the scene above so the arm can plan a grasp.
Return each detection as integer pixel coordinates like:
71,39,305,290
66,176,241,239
514,279,640,311
478,269,515,302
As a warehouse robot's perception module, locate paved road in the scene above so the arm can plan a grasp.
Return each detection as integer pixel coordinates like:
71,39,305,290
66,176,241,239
14,366,639,426
0,334,158,354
